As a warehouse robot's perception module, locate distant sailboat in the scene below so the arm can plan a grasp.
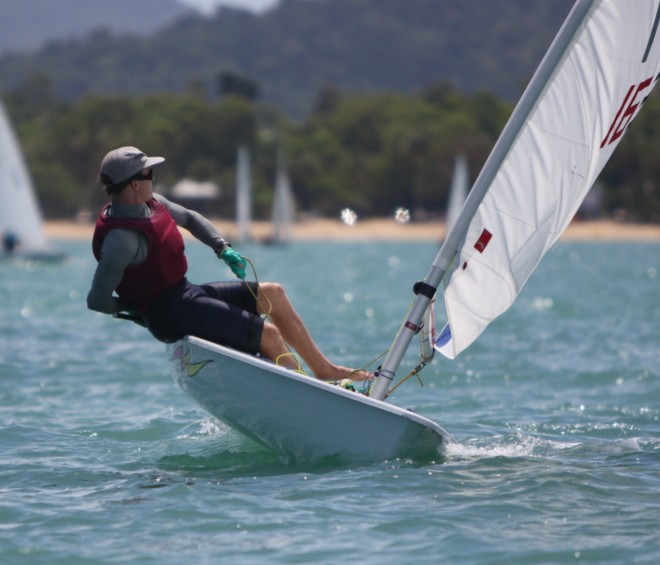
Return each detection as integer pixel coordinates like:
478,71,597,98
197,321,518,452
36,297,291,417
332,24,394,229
235,145,252,243
0,98,63,261
267,152,295,244
445,154,468,233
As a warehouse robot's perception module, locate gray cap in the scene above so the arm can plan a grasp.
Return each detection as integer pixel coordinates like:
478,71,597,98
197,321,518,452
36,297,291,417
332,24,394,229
99,146,165,186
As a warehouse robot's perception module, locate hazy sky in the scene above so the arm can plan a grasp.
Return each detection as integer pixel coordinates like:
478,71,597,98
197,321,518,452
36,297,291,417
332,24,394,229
177,0,280,15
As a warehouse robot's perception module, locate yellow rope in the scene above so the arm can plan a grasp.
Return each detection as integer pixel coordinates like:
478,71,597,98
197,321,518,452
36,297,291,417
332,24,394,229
239,255,420,390
244,257,272,317
368,297,429,398
385,364,425,397
274,352,306,373
242,256,306,374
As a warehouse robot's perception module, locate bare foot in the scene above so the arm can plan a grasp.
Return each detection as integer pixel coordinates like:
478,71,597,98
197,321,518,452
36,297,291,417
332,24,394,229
318,364,372,381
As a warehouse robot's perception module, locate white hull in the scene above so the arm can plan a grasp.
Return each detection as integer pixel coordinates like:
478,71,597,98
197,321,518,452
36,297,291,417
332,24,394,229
168,336,450,463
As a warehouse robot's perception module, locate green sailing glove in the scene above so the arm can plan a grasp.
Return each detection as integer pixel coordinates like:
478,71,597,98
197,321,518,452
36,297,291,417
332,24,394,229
216,244,247,280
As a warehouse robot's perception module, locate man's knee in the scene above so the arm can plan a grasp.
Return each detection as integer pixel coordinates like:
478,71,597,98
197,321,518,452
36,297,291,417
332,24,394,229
259,322,284,350
260,282,287,305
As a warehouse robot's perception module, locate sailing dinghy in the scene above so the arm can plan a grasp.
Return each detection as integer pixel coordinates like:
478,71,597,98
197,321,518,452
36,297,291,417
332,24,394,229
0,98,64,261
266,152,295,245
445,154,469,234
234,145,253,244
168,337,448,462
169,0,660,462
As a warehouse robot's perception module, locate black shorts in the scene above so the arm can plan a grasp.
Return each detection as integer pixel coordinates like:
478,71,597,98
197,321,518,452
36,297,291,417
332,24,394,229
143,278,264,355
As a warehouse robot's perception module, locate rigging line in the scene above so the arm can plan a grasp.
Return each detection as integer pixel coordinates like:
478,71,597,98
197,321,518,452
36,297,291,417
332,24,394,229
351,347,389,380
242,256,305,373
242,255,386,383
386,361,427,398
365,298,421,397
244,256,272,317
275,352,305,374
240,257,381,381
361,297,417,392
643,3,660,63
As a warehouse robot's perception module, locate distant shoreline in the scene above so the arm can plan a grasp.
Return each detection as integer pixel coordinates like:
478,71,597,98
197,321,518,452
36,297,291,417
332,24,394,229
45,218,660,242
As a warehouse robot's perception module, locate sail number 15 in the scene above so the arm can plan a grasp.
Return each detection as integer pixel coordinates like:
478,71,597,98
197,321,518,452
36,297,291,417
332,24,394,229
600,76,654,148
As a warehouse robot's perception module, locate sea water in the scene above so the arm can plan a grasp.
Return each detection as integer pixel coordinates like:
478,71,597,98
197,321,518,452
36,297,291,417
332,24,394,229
1,239,658,564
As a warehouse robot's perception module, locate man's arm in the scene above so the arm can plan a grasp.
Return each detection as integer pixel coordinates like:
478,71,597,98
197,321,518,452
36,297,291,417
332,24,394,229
154,193,227,250
86,229,142,315
155,193,245,278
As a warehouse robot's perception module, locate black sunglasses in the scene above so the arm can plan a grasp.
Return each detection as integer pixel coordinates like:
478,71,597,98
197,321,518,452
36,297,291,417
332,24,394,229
133,169,154,181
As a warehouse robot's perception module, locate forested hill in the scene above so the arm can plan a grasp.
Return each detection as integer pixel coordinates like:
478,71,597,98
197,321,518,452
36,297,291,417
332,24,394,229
0,0,574,118
0,0,192,54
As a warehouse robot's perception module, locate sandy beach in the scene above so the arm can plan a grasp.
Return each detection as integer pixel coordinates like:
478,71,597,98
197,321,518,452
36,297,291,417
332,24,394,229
45,218,660,242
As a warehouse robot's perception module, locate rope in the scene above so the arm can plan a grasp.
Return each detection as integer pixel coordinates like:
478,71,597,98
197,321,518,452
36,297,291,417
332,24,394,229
243,256,272,317
365,296,432,398
275,352,306,374
385,361,426,397
241,256,305,374
240,255,424,393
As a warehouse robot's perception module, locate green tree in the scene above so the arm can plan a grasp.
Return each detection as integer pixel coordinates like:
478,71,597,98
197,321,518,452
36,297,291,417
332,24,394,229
5,82,659,222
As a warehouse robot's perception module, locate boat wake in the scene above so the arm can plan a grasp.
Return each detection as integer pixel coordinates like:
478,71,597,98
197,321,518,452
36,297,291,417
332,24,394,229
443,431,644,464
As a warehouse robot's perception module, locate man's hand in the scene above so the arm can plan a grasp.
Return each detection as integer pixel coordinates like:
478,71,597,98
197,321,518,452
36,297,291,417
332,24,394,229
217,246,247,279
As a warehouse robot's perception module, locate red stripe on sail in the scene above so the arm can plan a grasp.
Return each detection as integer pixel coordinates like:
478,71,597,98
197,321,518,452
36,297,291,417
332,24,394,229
474,229,492,253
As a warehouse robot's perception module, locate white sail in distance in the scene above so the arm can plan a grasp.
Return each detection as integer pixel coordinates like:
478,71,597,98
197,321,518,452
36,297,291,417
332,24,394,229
271,153,295,243
446,154,468,233
436,0,660,359
235,145,252,243
0,98,50,252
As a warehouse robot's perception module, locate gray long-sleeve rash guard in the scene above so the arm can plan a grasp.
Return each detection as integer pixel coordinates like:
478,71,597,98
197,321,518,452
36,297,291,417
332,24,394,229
86,193,226,315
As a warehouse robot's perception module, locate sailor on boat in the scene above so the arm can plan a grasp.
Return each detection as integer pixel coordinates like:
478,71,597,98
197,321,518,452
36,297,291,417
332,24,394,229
87,146,367,382
2,230,20,255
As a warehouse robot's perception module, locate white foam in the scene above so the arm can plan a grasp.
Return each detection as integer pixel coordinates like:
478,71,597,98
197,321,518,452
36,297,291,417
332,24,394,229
443,434,578,461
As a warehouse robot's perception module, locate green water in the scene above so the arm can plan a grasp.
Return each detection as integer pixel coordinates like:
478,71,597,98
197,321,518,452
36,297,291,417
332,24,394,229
1,240,658,564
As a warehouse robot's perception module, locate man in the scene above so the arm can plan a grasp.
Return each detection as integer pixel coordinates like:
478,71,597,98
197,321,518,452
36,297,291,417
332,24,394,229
2,230,20,254
87,146,367,381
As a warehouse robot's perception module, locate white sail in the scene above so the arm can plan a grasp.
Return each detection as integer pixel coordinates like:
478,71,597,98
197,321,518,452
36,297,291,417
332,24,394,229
271,153,295,243
370,0,660,400
235,145,252,243
435,0,660,359
446,154,468,232
0,97,53,256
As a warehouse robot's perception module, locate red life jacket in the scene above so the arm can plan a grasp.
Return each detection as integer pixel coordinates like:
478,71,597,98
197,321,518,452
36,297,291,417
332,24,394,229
92,198,188,310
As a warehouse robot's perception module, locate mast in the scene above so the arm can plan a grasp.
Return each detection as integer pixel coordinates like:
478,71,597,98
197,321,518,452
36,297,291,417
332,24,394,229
369,0,597,400
235,145,252,243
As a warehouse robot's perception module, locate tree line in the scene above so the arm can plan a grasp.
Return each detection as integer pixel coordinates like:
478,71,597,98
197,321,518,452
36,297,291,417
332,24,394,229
4,78,659,223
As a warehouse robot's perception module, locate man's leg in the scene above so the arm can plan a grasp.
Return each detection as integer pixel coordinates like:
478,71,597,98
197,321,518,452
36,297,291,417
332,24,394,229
256,282,369,380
